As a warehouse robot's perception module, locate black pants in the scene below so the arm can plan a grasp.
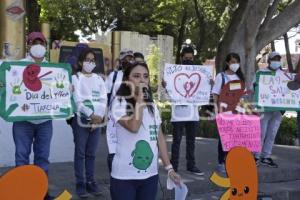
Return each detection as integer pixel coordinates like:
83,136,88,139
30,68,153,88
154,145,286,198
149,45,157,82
218,139,227,164
107,153,115,173
170,121,198,170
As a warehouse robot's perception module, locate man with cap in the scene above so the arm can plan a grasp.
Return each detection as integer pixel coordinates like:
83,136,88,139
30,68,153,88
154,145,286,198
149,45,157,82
13,32,54,200
105,48,134,172
253,51,283,168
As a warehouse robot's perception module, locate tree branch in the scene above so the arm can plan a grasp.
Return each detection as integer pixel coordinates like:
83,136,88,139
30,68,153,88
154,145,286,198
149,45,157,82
259,0,281,32
257,0,300,51
245,0,272,50
218,0,252,49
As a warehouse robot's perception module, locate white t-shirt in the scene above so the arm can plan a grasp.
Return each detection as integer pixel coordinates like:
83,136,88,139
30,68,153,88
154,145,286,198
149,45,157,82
105,70,124,153
110,97,161,180
212,72,240,95
72,72,107,118
171,105,200,122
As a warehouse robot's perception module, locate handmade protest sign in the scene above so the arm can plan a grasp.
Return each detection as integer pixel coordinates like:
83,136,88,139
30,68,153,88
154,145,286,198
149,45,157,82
255,70,300,111
163,63,213,105
0,61,74,122
216,114,261,152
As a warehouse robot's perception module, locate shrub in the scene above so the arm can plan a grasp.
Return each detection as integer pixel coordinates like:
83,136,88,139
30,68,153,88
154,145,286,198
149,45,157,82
276,116,298,145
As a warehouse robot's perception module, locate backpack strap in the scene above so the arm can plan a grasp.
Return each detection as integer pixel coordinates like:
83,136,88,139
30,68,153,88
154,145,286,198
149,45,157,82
107,71,118,106
221,72,225,88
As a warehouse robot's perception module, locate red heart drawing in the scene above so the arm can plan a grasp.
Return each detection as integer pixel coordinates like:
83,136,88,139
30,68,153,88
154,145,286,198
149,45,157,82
174,73,201,98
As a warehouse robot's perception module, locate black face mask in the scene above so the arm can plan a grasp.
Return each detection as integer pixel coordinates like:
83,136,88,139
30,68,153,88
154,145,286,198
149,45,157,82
182,60,194,65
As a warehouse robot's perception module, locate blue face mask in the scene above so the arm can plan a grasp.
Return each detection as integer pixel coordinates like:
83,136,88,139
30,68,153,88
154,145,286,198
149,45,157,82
270,61,281,70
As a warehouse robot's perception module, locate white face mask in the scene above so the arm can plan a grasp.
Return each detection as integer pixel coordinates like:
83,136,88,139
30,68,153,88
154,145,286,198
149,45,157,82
30,44,46,58
229,63,240,72
83,62,96,73
270,61,281,70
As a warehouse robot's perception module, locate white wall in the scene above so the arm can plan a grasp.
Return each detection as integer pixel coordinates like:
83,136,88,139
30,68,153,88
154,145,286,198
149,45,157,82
0,119,74,167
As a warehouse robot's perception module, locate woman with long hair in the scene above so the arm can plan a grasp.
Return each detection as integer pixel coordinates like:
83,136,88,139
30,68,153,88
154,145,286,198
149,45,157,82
212,52,245,173
109,62,181,200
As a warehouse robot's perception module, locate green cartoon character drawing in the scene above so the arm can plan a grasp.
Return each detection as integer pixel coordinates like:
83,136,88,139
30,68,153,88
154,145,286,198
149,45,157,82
80,99,94,118
130,140,154,173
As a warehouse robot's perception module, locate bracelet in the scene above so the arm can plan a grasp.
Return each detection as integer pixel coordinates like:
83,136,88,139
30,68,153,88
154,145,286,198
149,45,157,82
164,164,173,171
167,168,175,177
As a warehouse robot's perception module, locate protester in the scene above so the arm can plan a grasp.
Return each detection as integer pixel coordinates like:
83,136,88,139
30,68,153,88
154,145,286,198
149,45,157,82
71,48,107,198
133,52,145,62
11,32,54,200
105,48,135,172
211,52,245,173
162,46,203,175
253,52,284,168
110,62,181,200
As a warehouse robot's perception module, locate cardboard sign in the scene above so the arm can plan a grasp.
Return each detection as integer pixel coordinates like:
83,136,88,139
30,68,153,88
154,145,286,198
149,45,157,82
164,63,213,105
255,70,300,111
219,80,245,112
0,61,74,122
216,114,261,152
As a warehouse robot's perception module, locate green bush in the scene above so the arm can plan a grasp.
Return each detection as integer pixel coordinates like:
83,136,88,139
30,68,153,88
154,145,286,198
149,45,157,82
276,116,298,145
198,120,219,138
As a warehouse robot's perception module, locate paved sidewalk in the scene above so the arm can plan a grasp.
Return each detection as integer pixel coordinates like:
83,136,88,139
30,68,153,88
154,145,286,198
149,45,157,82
0,134,300,200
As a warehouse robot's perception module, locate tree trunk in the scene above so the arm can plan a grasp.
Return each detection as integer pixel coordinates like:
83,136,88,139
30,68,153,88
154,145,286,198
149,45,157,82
271,41,276,51
283,33,294,72
295,56,300,73
216,0,300,89
26,0,41,32
175,7,188,64
193,0,206,60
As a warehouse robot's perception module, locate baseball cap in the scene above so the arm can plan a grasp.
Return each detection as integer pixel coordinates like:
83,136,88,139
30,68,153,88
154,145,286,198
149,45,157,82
27,32,46,44
268,51,281,60
119,48,134,60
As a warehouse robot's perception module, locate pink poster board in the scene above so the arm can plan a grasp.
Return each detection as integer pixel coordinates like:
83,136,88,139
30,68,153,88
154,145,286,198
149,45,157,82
216,114,261,152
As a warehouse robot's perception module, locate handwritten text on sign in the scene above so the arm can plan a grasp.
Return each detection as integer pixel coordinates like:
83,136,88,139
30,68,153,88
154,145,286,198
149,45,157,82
255,70,300,111
0,61,73,122
216,114,261,152
164,63,213,105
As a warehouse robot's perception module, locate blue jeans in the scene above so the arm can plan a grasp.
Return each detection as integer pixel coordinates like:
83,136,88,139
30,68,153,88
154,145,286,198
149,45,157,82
72,116,101,184
110,175,158,200
12,120,53,173
255,112,282,158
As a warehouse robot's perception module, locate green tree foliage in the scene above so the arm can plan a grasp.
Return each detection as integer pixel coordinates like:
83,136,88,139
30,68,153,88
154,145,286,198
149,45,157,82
37,0,234,62
146,44,161,91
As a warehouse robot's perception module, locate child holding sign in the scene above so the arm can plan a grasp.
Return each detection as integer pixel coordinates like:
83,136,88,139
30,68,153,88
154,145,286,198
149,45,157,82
212,53,245,173
71,49,107,198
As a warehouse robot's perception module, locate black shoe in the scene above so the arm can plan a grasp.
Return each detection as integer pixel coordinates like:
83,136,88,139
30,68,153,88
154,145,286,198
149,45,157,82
76,182,89,198
260,158,278,168
255,157,260,166
187,166,204,175
44,193,54,200
86,181,102,196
